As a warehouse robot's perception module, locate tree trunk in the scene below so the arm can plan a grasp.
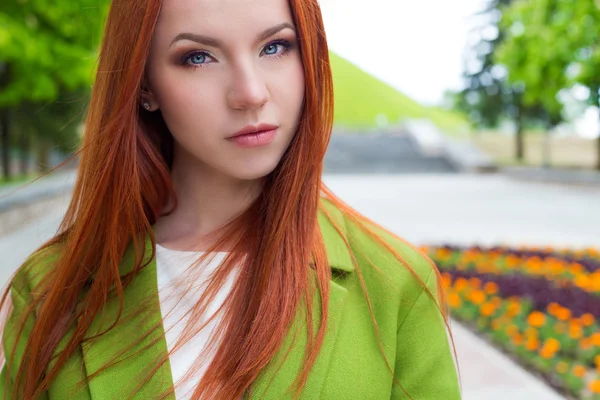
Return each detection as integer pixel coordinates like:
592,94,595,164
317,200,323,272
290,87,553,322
18,132,31,175
515,112,524,161
0,109,11,181
596,135,600,171
542,131,552,169
36,139,51,173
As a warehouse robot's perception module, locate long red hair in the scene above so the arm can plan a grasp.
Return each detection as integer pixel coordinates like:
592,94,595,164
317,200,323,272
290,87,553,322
0,0,459,398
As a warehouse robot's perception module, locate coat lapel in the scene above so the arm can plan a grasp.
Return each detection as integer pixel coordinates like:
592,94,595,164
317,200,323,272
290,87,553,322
79,236,176,399
79,200,354,399
247,201,354,399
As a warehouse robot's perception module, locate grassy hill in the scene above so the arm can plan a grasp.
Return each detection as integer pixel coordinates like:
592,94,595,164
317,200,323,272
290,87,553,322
330,52,468,133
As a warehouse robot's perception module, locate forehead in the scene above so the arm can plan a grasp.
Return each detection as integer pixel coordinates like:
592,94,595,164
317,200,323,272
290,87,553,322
157,0,293,38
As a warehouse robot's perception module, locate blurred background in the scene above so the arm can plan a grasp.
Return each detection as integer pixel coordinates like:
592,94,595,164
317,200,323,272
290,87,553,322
1,0,600,399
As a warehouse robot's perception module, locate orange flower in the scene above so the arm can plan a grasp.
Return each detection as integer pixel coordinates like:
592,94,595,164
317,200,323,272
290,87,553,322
589,380,600,394
555,307,572,321
468,277,482,289
539,347,555,359
580,338,593,350
441,274,452,289
547,302,560,316
511,333,524,346
527,311,546,328
480,302,496,317
543,338,561,353
483,282,499,295
469,290,486,305
572,365,587,378
569,324,584,340
505,255,520,268
448,292,462,309
594,354,600,367
525,337,540,351
490,296,502,307
454,278,468,292
435,248,452,259
506,302,522,317
590,333,600,347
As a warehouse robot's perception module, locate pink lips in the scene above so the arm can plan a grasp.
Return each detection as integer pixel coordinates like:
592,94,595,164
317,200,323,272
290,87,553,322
226,128,278,148
227,123,279,148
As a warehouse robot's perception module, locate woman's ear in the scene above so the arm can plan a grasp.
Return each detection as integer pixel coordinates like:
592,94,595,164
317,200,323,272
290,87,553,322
140,77,159,112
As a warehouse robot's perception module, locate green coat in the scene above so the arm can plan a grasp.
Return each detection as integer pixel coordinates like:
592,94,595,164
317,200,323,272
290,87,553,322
0,200,461,399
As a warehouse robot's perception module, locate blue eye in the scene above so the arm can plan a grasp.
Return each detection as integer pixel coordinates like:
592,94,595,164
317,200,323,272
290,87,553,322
262,40,292,57
264,44,279,55
181,39,293,69
190,53,206,65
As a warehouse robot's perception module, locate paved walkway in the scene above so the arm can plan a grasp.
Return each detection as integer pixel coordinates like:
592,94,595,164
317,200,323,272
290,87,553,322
0,170,76,212
6,173,600,398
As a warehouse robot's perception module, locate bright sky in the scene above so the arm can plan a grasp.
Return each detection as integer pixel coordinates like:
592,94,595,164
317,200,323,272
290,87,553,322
320,0,485,106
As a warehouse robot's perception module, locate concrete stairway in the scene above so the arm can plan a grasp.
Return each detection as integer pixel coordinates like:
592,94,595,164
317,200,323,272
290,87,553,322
324,132,458,174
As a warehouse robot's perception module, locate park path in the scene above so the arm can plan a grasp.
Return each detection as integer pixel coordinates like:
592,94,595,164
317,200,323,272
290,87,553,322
6,173,599,399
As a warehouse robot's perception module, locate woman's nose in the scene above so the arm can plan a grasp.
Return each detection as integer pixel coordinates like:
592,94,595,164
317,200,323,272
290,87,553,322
226,64,271,111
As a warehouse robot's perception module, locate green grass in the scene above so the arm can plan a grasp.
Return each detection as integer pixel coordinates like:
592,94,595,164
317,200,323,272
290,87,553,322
330,52,468,134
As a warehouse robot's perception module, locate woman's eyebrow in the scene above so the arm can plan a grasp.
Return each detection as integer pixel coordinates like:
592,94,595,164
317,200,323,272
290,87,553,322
169,22,296,49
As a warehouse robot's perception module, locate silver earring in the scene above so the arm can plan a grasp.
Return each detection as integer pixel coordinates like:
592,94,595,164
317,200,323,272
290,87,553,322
143,102,151,111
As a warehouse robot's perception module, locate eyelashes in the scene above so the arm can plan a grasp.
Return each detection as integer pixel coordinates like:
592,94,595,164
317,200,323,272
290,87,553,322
179,38,294,69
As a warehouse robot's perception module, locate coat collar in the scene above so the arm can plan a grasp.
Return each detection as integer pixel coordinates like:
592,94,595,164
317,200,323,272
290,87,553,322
80,199,353,399
117,198,355,277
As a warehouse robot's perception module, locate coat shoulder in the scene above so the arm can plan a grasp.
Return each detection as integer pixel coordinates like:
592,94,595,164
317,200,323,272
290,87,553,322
11,243,64,297
339,206,440,304
345,212,437,287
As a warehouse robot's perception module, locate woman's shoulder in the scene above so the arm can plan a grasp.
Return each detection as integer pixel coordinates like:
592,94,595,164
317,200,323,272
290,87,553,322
10,243,65,297
319,197,439,301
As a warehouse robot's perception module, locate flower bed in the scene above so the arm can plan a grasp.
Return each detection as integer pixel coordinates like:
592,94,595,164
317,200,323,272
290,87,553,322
422,245,600,399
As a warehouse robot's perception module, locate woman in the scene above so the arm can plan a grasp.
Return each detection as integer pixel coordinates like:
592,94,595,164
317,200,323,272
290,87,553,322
0,0,461,398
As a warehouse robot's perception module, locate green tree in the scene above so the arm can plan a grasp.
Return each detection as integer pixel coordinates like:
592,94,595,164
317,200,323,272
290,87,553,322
454,0,548,161
495,0,600,168
561,1,600,170
0,1,108,179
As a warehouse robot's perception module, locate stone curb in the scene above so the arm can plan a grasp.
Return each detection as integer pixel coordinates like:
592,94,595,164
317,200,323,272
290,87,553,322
502,166,600,187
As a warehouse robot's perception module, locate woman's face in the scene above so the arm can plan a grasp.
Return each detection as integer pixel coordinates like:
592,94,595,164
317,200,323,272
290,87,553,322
145,0,305,181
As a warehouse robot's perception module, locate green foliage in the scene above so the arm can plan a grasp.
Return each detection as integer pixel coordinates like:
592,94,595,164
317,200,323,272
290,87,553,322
0,0,109,107
495,0,600,126
494,0,565,123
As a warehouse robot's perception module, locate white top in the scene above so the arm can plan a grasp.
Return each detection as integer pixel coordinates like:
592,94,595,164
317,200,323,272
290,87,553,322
155,243,240,399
